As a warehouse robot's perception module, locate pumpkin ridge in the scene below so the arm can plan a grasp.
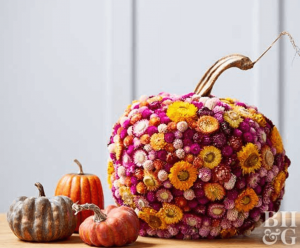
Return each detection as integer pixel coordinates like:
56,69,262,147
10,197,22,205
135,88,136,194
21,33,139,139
67,196,77,237
90,221,101,246
88,176,98,207
42,199,53,241
50,197,62,240
70,175,81,231
21,197,35,241
95,176,104,208
11,200,24,240
119,207,140,242
103,220,115,247
80,176,92,222
108,216,125,246
33,197,48,241
62,175,73,196
94,221,103,246
57,196,69,240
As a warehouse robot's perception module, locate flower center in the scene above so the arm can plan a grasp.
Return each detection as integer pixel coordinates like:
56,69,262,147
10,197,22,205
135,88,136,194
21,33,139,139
212,207,223,215
177,170,190,181
265,150,274,166
239,108,250,116
241,196,251,205
136,153,146,163
137,199,145,208
228,111,239,120
245,153,259,168
204,152,215,163
166,209,176,218
149,215,162,229
144,176,155,186
160,192,169,200
187,219,197,226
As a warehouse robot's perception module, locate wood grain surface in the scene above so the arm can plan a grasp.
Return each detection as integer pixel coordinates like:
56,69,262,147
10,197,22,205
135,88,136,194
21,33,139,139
0,213,299,247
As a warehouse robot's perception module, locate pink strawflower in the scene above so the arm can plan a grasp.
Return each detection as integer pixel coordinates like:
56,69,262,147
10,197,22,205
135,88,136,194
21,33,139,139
208,203,226,219
167,225,179,236
224,198,235,210
227,208,238,221
134,196,150,210
247,173,260,188
146,228,157,236
221,218,232,229
133,120,149,137
259,167,268,177
266,171,275,182
148,150,156,160
176,149,185,159
183,189,196,200
224,174,236,190
158,169,168,181
214,113,224,122
163,180,173,189
156,188,173,203
210,227,221,237
143,160,154,171
199,226,211,237
177,121,188,132
133,149,147,167
183,214,202,228
174,130,183,139
173,139,183,149
198,167,212,182
232,214,244,228
158,124,168,133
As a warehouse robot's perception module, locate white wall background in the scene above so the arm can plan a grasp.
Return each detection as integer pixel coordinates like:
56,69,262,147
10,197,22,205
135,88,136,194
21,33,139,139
0,0,299,213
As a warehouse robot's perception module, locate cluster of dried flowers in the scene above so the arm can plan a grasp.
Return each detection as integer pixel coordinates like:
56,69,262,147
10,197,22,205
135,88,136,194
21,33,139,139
108,92,290,239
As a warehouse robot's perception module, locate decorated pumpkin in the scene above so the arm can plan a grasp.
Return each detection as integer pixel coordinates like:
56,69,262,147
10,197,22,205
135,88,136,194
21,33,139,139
55,159,104,232
107,34,293,239
7,183,76,242
72,203,139,247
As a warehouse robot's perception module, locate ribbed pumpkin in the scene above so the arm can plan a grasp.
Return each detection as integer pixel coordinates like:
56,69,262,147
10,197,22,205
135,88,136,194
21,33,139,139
7,183,76,242
55,159,104,232
72,203,139,247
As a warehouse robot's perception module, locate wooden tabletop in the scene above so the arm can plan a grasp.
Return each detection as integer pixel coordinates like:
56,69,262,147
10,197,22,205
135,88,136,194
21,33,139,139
0,213,299,247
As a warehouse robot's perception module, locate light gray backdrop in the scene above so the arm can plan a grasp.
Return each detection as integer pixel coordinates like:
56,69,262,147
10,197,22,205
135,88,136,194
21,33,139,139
0,0,299,213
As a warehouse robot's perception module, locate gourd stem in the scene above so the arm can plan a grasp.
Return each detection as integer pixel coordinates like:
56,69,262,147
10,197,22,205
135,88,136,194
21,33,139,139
194,31,299,97
72,203,107,223
74,159,84,175
34,182,46,197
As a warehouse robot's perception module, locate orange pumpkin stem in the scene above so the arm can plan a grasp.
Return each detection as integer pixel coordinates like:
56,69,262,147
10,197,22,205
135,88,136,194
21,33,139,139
194,31,300,96
72,203,107,223
74,159,84,175
34,182,46,197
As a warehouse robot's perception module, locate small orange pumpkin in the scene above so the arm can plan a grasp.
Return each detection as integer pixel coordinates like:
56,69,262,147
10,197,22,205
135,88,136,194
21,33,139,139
55,159,104,232
72,203,139,247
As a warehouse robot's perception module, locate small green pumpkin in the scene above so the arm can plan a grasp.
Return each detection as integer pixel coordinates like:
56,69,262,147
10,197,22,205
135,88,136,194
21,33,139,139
7,182,77,242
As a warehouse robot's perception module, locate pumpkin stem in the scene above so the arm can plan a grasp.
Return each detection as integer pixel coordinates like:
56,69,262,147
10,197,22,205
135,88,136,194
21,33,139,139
72,203,107,223
194,31,300,96
34,182,46,197
74,159,84,175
